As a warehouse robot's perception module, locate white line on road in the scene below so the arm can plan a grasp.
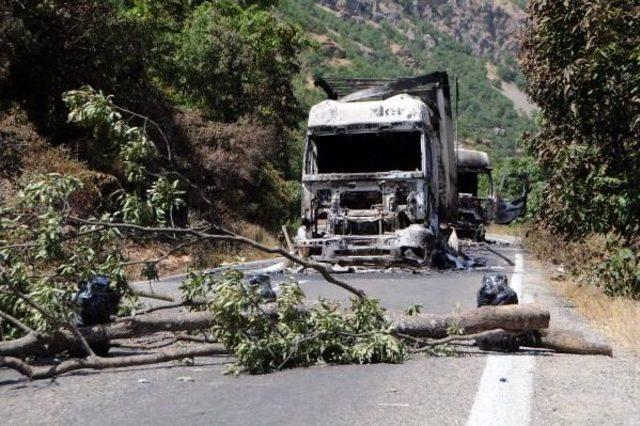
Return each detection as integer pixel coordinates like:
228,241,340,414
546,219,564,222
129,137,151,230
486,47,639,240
467,253,535,426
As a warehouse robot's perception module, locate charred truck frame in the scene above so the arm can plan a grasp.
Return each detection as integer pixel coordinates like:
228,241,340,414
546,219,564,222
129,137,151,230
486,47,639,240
454,148,530,241
295,73,457,266
455,148,494,242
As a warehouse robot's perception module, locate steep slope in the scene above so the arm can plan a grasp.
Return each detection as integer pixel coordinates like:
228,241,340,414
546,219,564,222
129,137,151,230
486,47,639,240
281,0,536,161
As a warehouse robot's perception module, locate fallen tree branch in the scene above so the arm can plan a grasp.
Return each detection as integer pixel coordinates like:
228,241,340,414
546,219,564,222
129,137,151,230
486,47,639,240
0,310,36,335
533,328,612,356
130,287,177,302
390,304,550,339
0,304,550,357
1,343,229,380
130,301,205,316
0,269,96,357
409,329,512,352
120,236,206,268
68,217,366,299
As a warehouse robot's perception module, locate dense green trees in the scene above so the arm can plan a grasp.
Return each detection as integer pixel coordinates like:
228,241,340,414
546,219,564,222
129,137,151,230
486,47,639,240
520,0,640,298
1,0,307,230
171,1,307,129
520,0,640,238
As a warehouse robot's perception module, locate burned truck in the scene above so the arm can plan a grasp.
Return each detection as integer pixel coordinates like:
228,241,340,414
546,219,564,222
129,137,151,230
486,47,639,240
295,73,457,265
455,148,494,242
455,148,530,241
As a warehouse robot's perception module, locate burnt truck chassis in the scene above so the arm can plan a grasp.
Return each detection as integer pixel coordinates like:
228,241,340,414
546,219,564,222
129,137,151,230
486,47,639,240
297,163,439,266
455,149,495,242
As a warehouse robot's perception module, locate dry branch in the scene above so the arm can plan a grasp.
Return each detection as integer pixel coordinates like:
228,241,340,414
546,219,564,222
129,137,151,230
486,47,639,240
68,217,367,298
130,287,178,302
0,343,229,380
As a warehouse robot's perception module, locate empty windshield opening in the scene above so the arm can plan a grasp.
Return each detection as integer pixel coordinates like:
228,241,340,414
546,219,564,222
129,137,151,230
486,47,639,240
312,131,422,173
459,171,492,198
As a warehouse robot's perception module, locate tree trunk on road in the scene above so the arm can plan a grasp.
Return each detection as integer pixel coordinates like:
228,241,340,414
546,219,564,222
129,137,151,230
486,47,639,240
391,304,550,339
0,304,551,358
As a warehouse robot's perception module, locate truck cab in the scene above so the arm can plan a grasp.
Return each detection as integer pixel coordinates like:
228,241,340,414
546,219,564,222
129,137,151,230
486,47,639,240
296,73,457,266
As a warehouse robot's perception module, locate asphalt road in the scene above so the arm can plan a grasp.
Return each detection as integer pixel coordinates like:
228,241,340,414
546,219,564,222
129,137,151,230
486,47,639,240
1,241,639,425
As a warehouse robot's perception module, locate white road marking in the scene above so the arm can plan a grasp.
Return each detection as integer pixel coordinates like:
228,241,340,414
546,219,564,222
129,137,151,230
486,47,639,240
467,253,535,426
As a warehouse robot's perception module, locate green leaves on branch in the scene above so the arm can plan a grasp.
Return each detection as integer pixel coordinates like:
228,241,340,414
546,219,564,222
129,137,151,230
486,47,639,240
0,174,131,336
147,177,186,226
189,269,406,374
519,0,640,238
64,86,156,184
63,87,185,226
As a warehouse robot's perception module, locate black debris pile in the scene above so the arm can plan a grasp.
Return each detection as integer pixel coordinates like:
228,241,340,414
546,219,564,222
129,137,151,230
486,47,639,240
477,272,518,306
72,275,121,356
475,272,538,352
246,273,277,302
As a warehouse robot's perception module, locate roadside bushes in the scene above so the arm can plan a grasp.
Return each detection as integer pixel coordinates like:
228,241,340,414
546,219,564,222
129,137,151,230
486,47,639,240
525,229,640,300
519,1,640,299
520,0,640,238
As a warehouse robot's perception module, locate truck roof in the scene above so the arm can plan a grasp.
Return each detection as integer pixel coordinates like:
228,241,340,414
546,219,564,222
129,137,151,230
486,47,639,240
456,149,492,170
308,94,430,128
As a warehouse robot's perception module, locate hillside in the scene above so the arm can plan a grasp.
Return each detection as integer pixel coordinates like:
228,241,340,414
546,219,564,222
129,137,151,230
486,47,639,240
280,0,537,161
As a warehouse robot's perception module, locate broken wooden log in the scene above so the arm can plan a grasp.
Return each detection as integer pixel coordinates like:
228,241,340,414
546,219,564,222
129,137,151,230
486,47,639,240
390,304,550,339
0,304,551,358
535,328,613,356
473,328,613,356
0,311,217,357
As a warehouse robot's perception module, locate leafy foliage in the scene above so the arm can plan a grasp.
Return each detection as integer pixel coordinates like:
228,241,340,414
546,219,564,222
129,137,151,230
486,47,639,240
520,0,640,299
63,86,185,227
0,174,130,336
203,270,406,374
520,0,640,238
170,0,307,129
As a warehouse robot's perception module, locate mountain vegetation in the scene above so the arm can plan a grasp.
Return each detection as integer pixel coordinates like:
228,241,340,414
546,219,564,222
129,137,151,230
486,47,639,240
1,0,305,234
281,0,537,163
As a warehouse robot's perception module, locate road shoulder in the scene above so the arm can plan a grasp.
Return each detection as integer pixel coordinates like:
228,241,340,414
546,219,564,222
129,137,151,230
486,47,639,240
524,255,640,425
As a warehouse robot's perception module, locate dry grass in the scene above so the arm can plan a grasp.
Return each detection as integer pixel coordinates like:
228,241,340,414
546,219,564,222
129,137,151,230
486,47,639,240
487,224,526,237
123,221,281,280
327,57,353,68
553,279,640,355
523,226,640,353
